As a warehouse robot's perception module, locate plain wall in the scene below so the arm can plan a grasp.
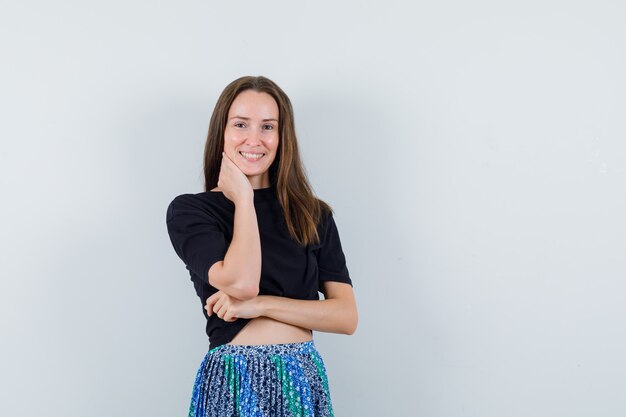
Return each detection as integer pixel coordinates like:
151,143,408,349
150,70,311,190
1,1,625,416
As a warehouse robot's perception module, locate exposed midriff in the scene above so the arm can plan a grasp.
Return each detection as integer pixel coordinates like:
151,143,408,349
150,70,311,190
226,317,313,345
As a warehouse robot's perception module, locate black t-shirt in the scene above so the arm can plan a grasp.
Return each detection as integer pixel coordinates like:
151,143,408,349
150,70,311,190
165,184,352,350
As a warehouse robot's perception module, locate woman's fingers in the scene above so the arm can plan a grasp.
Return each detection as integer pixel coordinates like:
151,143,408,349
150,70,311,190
224,311,237,322
219,151,253,205
205,297,215,316
215,297,227,316
205,291,223,316
205,290,239,321
216,302,229,319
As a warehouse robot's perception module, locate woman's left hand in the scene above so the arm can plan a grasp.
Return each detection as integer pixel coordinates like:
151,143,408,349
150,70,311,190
205,290,264,322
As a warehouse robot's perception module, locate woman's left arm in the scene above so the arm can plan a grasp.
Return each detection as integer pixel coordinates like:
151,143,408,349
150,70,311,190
206,281,358,335
260,281,358,335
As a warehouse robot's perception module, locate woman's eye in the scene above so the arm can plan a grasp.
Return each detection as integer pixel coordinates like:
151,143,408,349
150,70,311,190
263,124,274,130
234,122,245,128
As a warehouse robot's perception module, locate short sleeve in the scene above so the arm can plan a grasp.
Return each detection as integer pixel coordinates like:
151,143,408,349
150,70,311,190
317,211,352,290
166,195,228,284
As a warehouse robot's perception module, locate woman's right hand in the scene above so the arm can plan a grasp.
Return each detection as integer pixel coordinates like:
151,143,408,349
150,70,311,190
217,151,253,205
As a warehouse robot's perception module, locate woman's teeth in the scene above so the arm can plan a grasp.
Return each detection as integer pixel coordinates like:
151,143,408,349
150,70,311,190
240,151,265,161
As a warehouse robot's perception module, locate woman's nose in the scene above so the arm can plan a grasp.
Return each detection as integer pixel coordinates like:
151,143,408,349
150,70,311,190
245,129,262,144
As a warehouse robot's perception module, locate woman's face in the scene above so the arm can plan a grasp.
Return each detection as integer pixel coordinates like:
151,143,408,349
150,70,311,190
223,89,279,188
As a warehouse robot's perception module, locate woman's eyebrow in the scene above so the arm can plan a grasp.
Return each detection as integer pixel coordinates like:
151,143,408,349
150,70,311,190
229,116,278,122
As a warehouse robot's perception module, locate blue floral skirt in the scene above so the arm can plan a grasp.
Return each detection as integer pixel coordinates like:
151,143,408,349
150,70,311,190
188,340,335,417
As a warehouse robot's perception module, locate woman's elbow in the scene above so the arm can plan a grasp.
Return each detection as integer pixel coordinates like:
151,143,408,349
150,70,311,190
230,281,259,301
209,262,259,300
343,310,359,335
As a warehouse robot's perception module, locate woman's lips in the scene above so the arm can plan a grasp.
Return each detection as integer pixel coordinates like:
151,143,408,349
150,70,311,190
239,151,266,162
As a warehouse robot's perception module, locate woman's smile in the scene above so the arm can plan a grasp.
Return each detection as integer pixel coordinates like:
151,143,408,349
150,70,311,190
239,151,266,162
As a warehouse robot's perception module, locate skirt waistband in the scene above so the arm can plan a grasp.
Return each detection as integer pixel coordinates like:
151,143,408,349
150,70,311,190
209,339,317,357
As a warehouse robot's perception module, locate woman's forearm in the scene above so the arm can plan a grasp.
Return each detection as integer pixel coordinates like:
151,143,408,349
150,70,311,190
258,295,356,335
209,196,262,300
226,198,262,285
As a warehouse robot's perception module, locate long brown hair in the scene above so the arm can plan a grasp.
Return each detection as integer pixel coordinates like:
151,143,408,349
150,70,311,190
203,75,332,246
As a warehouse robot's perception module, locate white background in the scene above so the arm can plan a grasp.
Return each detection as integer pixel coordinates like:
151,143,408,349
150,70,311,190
1,1,625,416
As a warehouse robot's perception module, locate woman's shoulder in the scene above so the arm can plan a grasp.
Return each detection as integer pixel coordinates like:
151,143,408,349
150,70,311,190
316,199,334,222
166,190,231,219
169,189,220,205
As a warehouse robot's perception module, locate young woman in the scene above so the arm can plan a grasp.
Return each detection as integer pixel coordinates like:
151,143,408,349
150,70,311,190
166,75,358,416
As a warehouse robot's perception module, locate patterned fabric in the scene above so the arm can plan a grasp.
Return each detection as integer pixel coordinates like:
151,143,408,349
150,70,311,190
188,340,335,417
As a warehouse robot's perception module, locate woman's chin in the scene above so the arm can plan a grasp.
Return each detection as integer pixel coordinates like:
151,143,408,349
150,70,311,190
240,167,269,177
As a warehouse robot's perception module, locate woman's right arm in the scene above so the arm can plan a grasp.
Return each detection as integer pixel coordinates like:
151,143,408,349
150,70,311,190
207,194,262,301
